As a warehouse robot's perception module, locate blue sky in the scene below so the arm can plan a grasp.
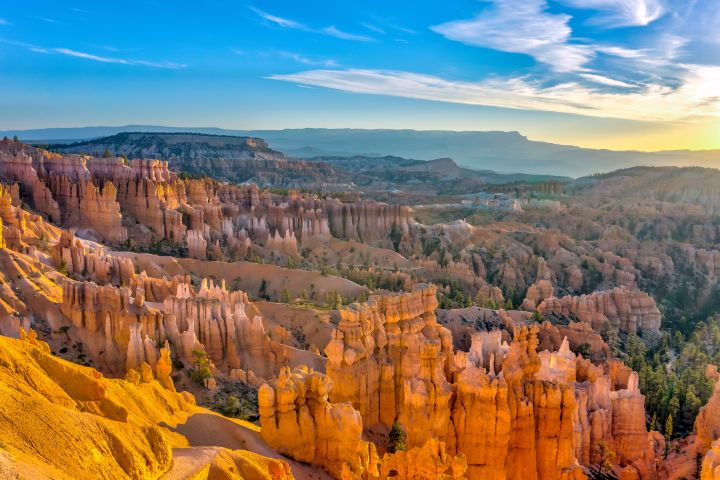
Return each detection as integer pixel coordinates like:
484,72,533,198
1,0,719,150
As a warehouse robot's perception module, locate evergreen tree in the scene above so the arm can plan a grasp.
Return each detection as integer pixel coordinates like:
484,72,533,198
388,421,406,453
664,414,674,458
190,349,213,384
597,441,616,475
259,279,269,300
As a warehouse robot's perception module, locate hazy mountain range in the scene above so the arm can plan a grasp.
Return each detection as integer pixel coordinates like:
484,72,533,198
3,125,719,177
47,132,569,197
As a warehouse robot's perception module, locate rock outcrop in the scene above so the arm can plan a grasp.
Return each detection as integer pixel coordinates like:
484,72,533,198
59,274,288,378
538,287,661,338
696,372,720,456
0,332,191,479
319,287,659,479
259,365,468,480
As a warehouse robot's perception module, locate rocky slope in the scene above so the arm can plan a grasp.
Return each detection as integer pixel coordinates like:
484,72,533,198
0,332,294,480
569,166,720,215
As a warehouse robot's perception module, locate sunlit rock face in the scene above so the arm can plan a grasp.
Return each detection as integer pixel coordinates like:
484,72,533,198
258,365,469,480
59,269,286,379
538,286,662,337
696,371,720,457
320,287,658,479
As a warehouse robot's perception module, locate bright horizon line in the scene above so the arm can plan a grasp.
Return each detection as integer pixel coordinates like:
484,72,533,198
5,123,719,154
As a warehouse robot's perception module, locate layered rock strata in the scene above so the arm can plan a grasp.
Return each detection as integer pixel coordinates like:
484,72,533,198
538,287,661,337
321,287,658,479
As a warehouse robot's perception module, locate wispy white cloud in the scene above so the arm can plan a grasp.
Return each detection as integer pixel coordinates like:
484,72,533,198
390,24,417,35
0,18,9,26
33,16,64,24
0,39,185,68
595,45,645,59
248,6,309,30
50,48,185,68
557,0,665,27
278,51,339,68
431,0,593,72
322,26,373,42
249,6,374,42
269,67,720,122
361,22,385,34
579,73,634,87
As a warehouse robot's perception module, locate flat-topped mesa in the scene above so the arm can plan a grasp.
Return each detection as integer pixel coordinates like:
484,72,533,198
538,286,661,338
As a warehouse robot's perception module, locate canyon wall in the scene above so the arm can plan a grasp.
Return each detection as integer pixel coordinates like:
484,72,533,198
317,286,658,479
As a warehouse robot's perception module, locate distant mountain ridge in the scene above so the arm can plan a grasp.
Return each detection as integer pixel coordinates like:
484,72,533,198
50,131,349,190
5,125,719,177
48,132,569,197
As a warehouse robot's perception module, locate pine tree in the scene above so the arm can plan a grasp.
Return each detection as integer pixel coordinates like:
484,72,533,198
597,441,616,474
388,421,406,453
664,414,674,458
190,349,213,384
259,279,269,300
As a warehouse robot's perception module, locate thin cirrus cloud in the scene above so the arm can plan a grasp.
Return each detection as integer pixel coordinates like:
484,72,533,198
249,6,373,42
556,0,665,27
430,0,593,72
579,73,635,88
321,26,373,42
268,67,720,123
1,39,185,69
49,48,186,68
277,51,339,68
